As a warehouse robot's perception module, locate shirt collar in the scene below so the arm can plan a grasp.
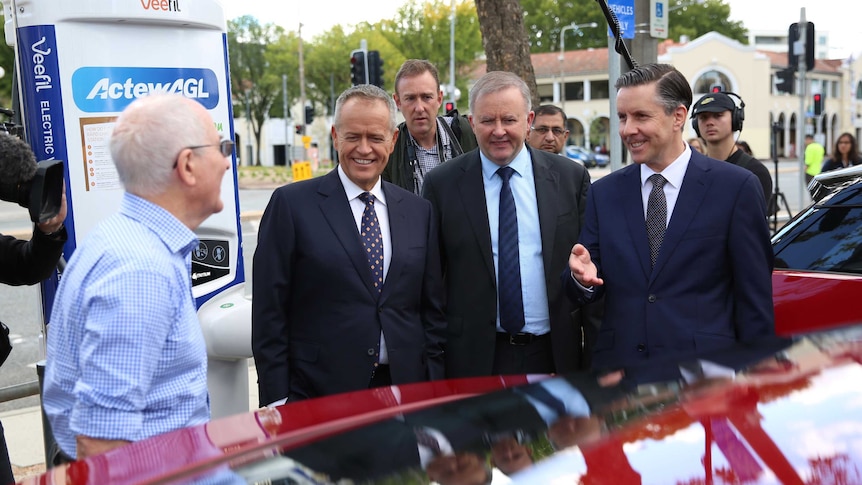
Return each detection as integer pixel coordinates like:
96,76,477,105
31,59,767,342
337,165,387,206
119,192,198,256
640,144,692,190
480,143,531,181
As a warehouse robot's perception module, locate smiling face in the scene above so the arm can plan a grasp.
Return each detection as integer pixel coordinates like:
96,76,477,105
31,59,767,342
332,97,397,191
469,86,534,166
617,82,687,172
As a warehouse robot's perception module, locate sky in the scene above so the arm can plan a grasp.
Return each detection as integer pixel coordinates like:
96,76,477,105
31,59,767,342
219,0,860,60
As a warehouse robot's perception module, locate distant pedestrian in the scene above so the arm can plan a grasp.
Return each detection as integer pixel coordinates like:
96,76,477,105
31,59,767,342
821,133,861,172
804,134,825,184
527,105,570,155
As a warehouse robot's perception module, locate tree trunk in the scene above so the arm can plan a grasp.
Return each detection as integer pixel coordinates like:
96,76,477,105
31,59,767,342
474,0,540,108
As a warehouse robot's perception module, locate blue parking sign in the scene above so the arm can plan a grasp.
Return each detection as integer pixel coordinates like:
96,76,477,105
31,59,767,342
607,0,635,39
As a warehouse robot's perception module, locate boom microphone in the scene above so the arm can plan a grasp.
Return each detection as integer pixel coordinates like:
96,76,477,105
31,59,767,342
0,133,65,223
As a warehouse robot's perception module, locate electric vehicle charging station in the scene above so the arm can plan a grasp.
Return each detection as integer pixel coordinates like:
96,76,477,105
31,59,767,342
5,0,253,420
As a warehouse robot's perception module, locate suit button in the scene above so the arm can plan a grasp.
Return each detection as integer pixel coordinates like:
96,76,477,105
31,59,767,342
648,294,657,303
378,307,383,313
367,348,376,356
637,344,646,352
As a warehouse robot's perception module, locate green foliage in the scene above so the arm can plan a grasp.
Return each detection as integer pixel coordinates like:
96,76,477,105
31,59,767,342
519,0,748,53
0,22,15,109
667,0,747,44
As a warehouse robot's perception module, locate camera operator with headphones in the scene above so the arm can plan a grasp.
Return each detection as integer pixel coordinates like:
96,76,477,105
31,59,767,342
690,92,772,203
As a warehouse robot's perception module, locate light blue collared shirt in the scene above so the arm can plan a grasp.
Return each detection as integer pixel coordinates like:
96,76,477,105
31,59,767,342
481,145,551,335
43,193,210,458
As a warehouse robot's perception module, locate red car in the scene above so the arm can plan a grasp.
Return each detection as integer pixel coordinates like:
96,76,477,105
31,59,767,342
22,171,862,484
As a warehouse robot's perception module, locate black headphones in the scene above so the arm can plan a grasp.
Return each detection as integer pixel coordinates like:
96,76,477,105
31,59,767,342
691,91,745,138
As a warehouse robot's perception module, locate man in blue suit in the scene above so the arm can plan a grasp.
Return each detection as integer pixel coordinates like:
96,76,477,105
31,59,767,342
565,64,774,371
252,84,446,406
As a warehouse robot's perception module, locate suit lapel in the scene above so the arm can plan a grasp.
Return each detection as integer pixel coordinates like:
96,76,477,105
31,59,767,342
318,170,379,299
651,154,710,282
380,183,406,304
531,150,560,278
458,154,496,283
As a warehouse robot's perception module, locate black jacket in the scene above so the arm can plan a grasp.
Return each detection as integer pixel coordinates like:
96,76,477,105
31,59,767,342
382,114,478,194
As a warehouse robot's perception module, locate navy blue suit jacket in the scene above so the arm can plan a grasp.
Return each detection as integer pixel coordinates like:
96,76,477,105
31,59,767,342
564,150,774,370
252,169,446,405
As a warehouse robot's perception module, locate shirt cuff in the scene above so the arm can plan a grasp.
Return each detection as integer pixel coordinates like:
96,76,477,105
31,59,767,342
570,272,594,292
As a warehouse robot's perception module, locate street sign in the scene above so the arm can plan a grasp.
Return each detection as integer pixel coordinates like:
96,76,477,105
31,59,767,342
607,0,635,39
650,0,668,39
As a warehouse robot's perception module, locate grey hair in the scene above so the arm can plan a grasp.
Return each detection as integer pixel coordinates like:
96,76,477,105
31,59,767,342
615,63,692,115
333,84,397,132
469,71,532,114
109,94,209,197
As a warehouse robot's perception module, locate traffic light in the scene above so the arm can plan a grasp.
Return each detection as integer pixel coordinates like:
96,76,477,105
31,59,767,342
788,22,815,72
304,105,314,125
813,93,823,116
775,68,795,94
710,85,723,93
444,101,455,113
350,49,368,86
367,50,384,88
295,125,304,135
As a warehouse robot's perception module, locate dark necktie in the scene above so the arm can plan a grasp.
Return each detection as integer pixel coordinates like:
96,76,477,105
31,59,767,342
358,192,384,293
497,166,525,334
646,174,667,267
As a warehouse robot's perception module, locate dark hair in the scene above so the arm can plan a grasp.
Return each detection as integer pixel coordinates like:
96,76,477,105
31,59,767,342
394,59,441,95
533,104,567,125
833,132,860,163
736,140,753,156
615,64,692,115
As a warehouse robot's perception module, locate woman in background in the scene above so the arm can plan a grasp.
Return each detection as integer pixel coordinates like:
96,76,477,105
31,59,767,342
822,133,861,172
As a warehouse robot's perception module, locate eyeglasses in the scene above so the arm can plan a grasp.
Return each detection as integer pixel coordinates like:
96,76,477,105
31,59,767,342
186,139,235,157
174,139,234,168
532,126,567,137
838,140,852,145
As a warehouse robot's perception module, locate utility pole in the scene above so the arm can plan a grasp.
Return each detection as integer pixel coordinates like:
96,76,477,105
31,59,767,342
448,0,456,108
796,9,807,208
298,22,307,164
283,74,291,167
631,0,658,65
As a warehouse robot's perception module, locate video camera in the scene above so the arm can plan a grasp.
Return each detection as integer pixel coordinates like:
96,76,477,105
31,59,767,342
0,108,65,223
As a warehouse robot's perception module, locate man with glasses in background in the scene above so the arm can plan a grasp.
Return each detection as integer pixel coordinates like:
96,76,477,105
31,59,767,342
527,105,570,155
43,93,230,462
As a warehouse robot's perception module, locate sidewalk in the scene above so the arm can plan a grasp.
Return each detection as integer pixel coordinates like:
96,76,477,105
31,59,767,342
2,360,258,483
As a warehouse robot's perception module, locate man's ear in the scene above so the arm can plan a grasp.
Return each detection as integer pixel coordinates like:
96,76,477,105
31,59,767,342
174,148,196,186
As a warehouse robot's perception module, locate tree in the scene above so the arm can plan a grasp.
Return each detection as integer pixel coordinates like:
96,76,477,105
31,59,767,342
520,0,607,53
0,22,17,114
518,0,748,54
228,16,285,166
474,0,540,107
667,0,747,44
377,0,483,108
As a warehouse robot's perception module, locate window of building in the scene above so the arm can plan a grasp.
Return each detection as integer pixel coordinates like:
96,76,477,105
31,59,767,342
693,70,733,94
537,83,554,104
562,81,584,101
591,80,610,100
856,81,862,100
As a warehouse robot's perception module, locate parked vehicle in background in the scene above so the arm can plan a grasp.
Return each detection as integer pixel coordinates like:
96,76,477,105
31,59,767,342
564,145,597,168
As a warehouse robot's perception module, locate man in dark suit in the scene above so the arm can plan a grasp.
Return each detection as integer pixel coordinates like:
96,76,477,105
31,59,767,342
252,84,446,406
565,63,774,371
422,71,590,377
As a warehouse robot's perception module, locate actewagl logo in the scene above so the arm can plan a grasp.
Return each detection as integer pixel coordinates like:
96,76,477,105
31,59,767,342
72,67,219,112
